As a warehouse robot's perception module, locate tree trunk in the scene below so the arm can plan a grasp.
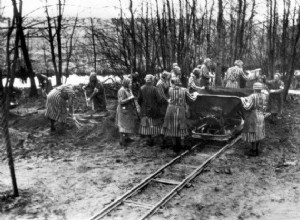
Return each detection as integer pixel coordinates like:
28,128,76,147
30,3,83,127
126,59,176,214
216,0,224,86
90,18,97,72
65,16,78,83
0,94,19,197
11,0,37,97
283,9,300,100
45,14,59,83
56,0,63,85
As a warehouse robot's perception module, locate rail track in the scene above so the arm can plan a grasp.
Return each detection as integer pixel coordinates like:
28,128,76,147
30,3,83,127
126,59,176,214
88,135,242,220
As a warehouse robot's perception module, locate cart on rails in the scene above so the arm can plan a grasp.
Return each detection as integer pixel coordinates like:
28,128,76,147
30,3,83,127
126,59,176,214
189,87,254,142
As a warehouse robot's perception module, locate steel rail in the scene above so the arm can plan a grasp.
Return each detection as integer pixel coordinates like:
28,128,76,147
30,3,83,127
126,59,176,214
88,143,202,220
138,135,242,220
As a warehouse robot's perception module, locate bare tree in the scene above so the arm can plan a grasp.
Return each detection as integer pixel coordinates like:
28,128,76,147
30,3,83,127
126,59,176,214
11,0,38,96
283,7,300,100
0,12,19,198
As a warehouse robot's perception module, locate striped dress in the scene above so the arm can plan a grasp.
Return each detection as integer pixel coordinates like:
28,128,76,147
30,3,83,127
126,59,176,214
241,92,268,142
45,85,75,123
188,73,202,93
116,87,138,134
162,86,196,137
138,84,162,136
224,66,249,88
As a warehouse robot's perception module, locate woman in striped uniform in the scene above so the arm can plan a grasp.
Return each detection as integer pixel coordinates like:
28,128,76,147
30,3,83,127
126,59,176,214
45,84,75,132
116,77,139,146
240,82,268,156
224,60,251,88
162,77,197,152
138,74,163,146
188,68,203,93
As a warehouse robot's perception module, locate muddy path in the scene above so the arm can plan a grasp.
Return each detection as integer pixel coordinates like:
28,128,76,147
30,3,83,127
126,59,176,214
1,95,300,220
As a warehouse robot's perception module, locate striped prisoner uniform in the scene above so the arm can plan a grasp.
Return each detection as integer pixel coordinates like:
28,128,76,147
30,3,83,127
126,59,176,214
138,84,162,136
188,73,202,93
162,86,196,137
241,92,268,142
224,66,249,88
45,84,75,123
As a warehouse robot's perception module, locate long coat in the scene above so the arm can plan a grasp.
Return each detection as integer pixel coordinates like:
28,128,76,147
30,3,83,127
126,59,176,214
138,84,163,135
116,87,139,133
156,79,170,118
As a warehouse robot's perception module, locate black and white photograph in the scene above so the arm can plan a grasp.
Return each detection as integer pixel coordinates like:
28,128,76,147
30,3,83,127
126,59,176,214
1,0,300,219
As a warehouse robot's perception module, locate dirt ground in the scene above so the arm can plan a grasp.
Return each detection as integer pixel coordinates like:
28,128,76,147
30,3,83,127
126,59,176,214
1,90,300,220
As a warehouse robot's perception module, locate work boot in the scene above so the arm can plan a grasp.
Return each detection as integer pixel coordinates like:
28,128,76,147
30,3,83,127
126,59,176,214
146,136,154,146
119,134,127,146
247,142,258,156
173,137,181,153
160,136,167,148
255,142,260,156
50,119,56,132
125,136,135,143
180,138,186,148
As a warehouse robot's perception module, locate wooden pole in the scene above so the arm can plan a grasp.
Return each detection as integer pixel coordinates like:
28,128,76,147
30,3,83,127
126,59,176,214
0,95,19,197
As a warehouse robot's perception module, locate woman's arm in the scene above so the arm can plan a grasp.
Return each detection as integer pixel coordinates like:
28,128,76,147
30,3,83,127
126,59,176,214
157,83,169,101
185,89,197,102
240,94,254,110
118,89,134,104
270,81,284,93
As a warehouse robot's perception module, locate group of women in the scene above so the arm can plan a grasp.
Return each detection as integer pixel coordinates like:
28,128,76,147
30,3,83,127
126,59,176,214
116,71,197,151
115,59,284,155
44,59,284,155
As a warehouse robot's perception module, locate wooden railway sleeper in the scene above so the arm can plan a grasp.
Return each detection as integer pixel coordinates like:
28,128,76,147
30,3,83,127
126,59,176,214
123,200,153,209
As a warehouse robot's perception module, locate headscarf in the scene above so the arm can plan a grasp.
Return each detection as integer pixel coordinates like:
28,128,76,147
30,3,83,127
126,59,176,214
274,73,281,78
192,68,201,77
173,66,181,75
89,72,97,82
204,58,211,65
172,63,178,68
122,77,132,88
144,74,154,83
234,60,243,67
161,71,171,80
253,82,264,90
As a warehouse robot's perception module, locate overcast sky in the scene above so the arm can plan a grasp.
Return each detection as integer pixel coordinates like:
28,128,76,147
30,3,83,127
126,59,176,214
1,0,123,18
1,0,299,19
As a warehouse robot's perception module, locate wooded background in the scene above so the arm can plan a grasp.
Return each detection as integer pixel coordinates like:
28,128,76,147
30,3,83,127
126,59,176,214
0,0,300,97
